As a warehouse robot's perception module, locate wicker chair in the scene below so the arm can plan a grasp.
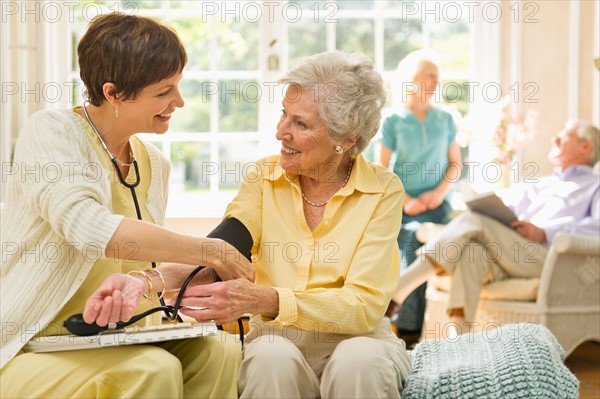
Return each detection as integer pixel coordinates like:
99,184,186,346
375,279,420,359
421,231,600,357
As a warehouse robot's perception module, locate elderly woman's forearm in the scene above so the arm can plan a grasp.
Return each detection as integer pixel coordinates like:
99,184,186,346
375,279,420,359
253,285,280,318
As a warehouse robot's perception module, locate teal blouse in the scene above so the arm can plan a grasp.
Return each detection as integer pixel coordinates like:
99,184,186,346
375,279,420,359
380,107,456,197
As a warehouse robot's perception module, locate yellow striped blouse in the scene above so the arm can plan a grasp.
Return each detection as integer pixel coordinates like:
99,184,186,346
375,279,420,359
224,154,404,334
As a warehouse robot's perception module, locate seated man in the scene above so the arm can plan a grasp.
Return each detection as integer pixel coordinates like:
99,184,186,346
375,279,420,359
391,119,599,336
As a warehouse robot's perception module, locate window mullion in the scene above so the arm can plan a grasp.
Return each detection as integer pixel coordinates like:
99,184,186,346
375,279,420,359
208,16,220,196
259,6,286,156
374,3,384,72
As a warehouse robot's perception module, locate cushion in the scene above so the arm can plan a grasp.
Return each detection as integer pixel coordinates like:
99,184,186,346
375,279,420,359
403,323,578,399
433,276,540,301
480,278,540,301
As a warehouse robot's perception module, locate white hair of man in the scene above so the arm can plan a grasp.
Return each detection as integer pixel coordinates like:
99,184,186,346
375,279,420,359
567,119,600,165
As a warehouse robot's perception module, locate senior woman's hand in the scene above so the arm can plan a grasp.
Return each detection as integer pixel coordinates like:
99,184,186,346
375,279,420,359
174,279,278,325
82,273,147,326
404,197,428,216
417,189,445,210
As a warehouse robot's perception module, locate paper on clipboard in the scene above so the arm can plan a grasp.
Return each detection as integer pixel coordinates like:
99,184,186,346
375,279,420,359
23,322,218,353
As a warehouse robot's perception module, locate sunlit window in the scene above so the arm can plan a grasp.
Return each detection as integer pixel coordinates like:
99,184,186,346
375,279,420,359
67,0,474,216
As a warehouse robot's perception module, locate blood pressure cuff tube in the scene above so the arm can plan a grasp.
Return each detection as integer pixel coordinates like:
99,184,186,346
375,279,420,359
206,217,253,262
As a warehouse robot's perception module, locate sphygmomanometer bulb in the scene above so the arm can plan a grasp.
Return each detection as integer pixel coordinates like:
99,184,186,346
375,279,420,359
63,313,127,336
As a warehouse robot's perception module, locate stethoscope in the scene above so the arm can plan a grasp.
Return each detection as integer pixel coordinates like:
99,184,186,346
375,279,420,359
65,104,245,345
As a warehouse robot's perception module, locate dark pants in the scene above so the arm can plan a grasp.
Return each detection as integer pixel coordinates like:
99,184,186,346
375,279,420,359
392,201,452,332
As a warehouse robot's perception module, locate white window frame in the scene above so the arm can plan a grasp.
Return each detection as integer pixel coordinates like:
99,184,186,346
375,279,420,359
2,0,494,216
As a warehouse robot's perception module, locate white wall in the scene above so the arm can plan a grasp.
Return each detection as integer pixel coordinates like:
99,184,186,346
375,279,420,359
0,1,71,203
499,1,599,176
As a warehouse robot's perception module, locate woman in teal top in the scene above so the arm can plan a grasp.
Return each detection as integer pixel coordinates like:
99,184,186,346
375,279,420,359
377,50,462,333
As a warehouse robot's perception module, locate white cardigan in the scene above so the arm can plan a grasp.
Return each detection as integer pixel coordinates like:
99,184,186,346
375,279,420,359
0,109,170,368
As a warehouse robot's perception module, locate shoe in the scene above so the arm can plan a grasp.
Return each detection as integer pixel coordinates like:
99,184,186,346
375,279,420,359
397,329,421,349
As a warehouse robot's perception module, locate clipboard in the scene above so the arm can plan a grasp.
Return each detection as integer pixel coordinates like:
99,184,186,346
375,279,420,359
465,192,517,226
23,322,218,353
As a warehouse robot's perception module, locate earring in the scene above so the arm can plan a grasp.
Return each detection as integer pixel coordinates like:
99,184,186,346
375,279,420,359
335,145,343,154
114,107,119,118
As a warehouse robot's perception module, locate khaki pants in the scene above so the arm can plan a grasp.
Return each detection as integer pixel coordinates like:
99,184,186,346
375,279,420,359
238,317,412,399
0,331,241,398
418,211,548,322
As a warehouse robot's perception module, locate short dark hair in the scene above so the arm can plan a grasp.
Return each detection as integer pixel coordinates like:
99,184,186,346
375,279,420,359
78,12,188,106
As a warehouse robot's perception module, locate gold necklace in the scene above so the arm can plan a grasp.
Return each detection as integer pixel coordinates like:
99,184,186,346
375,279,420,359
301,159,354,207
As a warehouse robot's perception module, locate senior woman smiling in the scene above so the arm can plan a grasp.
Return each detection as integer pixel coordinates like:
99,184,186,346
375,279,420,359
176,50,412,398
82,50,412,398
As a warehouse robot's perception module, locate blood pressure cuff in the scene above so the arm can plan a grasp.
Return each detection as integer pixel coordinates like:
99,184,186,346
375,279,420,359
206,217,253,262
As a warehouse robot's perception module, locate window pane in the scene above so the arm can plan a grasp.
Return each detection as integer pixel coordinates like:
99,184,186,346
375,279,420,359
170,141,210,192
441,80,470,116
294,1,330,9
218,80,259,132
429,20,471,72
219,141,260,191
170,80,211,132
337,0,374,10
72,79,85,105
336,19,374,60
170,17,211,71
384,18,422,71
384,0,413,10
168,0,204,9
125,1,161,10
218,20,259,70
71,23,84,71
288,20,327,67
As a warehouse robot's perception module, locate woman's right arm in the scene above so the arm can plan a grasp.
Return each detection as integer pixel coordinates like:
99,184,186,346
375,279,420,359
106,218,254,282
19,111,253,281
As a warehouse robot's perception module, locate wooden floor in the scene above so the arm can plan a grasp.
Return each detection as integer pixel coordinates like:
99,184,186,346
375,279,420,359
565,341,600,399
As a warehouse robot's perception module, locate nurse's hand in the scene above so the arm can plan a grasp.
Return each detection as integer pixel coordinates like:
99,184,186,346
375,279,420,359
82,273,147,326
210,240,256,282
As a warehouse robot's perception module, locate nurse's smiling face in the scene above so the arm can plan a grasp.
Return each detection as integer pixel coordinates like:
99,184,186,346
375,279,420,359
118,72,185,135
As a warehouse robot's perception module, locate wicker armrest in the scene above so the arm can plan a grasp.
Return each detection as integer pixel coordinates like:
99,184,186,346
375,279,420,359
552,231,600,255
538,232,600,308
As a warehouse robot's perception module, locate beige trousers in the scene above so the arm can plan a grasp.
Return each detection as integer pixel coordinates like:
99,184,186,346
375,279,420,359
0,331,241,399
237,317,412,399
418,211,548,322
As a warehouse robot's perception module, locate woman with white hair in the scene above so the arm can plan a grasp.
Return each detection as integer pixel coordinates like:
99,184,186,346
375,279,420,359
84,50,412,398
377,50,462,334
182,50,411,398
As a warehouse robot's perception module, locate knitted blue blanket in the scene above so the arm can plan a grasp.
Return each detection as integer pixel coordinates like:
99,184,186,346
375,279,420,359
403,323,578,399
